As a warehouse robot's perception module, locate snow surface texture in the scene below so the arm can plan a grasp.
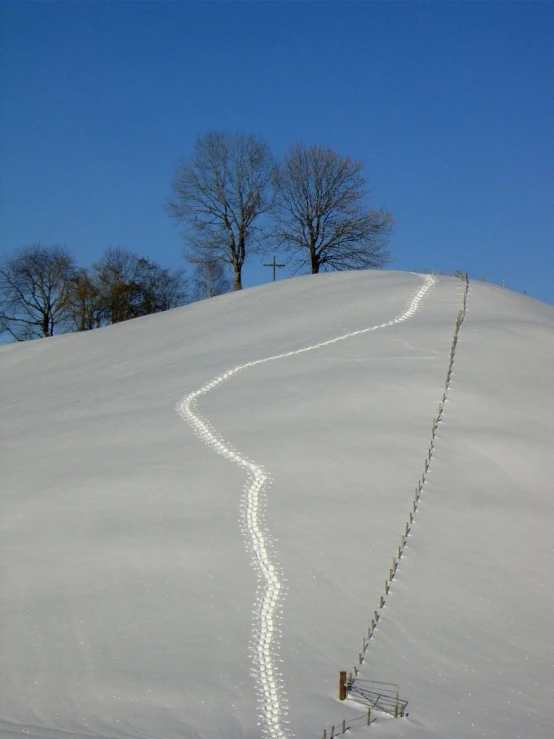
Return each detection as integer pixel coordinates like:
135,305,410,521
176,275,436,739
1,271,553,739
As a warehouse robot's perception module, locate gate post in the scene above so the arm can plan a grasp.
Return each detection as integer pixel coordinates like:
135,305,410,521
339,671,347,700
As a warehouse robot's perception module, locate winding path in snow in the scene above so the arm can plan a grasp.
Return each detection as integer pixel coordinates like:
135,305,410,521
176,274,436,739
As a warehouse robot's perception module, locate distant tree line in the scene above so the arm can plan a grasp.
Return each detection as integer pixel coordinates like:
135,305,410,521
2,131,393,342
0,243,234,341
0,245,191,341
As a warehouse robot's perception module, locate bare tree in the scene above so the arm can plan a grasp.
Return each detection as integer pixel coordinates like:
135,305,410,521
92,247,187,324
69,268,103,331
191,257,231,301
133,256,188,315
272,144,393,274
167,131,274,290
0,244,76,340
93,247,139,324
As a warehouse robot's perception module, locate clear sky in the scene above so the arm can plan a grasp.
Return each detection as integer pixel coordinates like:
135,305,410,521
1,1,553,303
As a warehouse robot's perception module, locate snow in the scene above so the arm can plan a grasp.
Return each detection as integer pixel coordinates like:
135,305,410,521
1,271,553,739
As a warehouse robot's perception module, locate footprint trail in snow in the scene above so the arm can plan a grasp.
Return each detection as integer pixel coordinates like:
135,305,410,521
176,274,436,739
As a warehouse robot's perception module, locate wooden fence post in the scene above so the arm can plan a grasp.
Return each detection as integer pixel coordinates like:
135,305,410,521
367,707,371,725
338,671,347,700
342,719,346,733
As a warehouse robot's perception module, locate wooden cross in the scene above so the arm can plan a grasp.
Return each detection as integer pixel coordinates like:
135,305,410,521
263,255,285,282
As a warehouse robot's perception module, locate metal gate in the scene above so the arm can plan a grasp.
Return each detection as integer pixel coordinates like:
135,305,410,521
347,678,408,717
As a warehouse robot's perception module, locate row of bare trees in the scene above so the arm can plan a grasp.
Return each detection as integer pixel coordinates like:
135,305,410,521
0,245,189,341
2,133,393,341
167,131,394,290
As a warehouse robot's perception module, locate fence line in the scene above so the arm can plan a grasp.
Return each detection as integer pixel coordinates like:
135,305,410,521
321,707,374,739
318,272,469,737
413,267,468,279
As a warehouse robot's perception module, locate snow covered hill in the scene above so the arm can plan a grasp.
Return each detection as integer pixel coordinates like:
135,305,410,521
1,271,553,739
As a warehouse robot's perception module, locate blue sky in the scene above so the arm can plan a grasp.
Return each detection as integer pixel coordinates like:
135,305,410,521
1,1,553,303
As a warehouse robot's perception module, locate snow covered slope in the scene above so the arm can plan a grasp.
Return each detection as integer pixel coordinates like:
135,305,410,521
1,272,553,739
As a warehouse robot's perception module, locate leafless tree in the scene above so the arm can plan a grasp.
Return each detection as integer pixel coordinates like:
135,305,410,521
191,257,231,301
69,268,103,331
167,131,274,290
0,243,76,340
92,247,139,324
133,256,188,315
271,143,393,274
92,247,187,324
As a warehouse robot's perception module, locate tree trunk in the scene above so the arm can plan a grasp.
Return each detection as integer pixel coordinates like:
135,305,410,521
310,247,320,274
78,302,86,331
233,263,243,290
